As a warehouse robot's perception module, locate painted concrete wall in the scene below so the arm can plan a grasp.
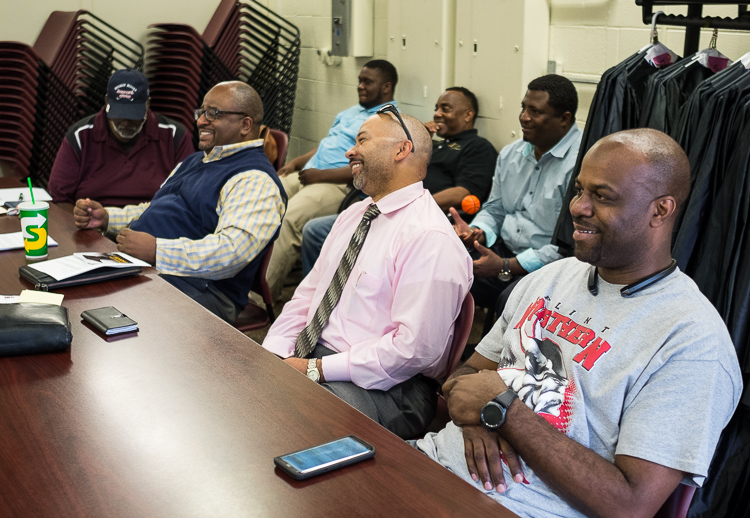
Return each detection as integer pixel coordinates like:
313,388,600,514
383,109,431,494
2,0,749,159
549,1,750,130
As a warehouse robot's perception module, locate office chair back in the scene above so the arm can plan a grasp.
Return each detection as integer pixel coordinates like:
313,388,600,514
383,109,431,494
268,129,288,172
233,242,276,332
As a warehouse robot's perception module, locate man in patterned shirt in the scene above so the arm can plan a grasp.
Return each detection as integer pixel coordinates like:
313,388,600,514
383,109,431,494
73,81,287,323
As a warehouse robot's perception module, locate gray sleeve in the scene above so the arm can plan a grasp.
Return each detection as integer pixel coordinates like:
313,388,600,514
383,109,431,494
616,358,740,486
474,271,536,363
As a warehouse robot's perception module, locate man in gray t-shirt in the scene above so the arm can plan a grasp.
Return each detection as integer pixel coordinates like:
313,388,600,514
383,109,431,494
416,129,742,518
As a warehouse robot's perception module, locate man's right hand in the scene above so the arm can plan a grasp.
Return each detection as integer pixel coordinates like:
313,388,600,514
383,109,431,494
424,120,439,136
73,198,109,231
462,425,526,493
449,207,485,248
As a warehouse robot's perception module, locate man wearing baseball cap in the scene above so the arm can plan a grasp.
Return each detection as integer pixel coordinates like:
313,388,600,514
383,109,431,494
48,68,194,207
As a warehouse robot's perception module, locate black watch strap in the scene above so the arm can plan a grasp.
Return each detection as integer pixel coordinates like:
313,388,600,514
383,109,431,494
494,388,518,409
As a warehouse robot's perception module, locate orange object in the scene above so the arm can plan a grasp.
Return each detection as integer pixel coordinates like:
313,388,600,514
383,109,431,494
461,195,481,215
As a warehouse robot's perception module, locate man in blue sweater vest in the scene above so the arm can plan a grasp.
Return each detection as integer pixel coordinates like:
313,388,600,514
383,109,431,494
73,81,287,323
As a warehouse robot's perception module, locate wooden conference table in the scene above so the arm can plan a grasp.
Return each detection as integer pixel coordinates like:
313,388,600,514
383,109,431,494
0,181,515,517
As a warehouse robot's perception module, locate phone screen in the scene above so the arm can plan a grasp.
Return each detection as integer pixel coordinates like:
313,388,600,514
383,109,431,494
281,436,372,474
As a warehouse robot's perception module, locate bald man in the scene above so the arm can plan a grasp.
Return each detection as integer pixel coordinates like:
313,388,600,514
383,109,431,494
415,129,741,517
263,108,473,439
74,81,287,323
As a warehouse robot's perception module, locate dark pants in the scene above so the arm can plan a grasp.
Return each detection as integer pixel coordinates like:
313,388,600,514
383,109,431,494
309,344,438,440
161,275,240,324
469,241,522,336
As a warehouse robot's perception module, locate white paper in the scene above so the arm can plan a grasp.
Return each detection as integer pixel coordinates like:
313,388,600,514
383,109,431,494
0,187,52,205
0,232,59,252
27,252,150,281
19,290,64,306
0,295,19,303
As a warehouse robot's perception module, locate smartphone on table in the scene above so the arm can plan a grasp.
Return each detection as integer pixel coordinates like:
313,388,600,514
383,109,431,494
274,435,375,480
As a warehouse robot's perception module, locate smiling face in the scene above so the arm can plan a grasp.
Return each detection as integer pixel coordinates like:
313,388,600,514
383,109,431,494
195,84,249,152
357,67,392,109
433,90,474,138
519,90,570,158
570,142,658,274
345,116,399,200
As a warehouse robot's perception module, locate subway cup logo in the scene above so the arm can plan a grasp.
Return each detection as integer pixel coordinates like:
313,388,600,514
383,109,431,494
19,201,49,258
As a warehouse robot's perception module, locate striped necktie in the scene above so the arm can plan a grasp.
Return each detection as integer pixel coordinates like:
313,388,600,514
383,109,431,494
294,203,381,358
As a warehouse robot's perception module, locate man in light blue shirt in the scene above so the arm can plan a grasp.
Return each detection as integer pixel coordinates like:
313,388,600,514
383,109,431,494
266,60,399,301
451,75,582,336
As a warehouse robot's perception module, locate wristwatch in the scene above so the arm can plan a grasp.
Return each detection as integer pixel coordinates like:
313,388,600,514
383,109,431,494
306,358,321,383
498,258,513,282
480,389,518,431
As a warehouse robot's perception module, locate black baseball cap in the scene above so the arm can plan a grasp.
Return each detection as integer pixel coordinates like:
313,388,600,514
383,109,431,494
106,68,149,120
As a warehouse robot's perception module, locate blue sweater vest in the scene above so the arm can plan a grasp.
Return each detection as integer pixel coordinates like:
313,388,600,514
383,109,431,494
130,145,286,308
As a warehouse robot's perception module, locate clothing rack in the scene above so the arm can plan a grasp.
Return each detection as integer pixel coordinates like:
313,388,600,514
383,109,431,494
636,1,750,55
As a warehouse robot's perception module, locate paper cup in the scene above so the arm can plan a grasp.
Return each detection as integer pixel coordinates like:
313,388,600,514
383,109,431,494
19,201,49,259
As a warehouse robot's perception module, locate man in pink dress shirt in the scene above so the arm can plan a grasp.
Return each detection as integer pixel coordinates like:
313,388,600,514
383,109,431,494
263,109,473,438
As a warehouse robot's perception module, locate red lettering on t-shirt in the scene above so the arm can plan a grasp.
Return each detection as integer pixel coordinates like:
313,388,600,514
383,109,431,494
572,337,611,370
575,327,596,348
558,319,578,340
515,298,546,329
546,312,570,334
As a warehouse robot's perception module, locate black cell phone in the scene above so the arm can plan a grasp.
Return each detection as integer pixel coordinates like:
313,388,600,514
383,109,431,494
274,435,375,480
3,200,22,209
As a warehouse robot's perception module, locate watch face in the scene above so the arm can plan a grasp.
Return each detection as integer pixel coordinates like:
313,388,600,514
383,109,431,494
499,272,513,283
480,402,505,429
306,370,320,383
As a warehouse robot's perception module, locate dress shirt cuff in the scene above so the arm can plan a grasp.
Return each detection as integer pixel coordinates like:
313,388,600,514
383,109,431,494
321,351,351,382
261,336,295,359
105,207,128,232
154,237,172,272
516,248,544,273
471,222,497,248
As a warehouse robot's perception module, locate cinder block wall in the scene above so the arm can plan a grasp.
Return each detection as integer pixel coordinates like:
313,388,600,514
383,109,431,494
4,0,749,160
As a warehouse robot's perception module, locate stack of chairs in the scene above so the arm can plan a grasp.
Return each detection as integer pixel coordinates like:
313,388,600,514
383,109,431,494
0,11,142,187
0,42,42,182
146,0,300,144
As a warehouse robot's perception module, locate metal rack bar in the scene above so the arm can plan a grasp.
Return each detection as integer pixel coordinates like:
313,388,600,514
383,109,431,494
636,1,750,55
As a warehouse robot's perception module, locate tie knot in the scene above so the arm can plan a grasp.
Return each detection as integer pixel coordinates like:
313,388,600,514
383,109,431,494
364,204,380,221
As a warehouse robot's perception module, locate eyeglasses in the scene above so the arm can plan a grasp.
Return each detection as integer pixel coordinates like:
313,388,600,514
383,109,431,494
377,104,414,153
194,108,247,122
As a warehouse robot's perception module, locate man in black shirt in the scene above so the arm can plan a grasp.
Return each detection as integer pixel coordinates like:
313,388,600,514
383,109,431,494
423,87,497,211
299,87,497,275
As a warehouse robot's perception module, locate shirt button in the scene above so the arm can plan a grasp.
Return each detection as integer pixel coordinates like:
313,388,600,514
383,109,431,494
517,229,521,233
535,166,540,170
529,191,533,195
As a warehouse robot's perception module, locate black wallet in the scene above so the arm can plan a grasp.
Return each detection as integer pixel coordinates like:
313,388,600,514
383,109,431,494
19,265,142,291
0,303,72,356
81,306,138,335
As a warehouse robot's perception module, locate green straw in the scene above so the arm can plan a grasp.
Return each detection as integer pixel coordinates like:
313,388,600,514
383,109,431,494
27,177,35,204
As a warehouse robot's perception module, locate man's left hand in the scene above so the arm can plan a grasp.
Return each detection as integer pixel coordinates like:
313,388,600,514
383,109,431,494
462,425,526,493
472,241,503,278
444,369,508,426
116,228,157,265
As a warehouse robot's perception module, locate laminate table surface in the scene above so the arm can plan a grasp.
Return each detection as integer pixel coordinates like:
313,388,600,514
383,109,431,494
0,179,515,517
